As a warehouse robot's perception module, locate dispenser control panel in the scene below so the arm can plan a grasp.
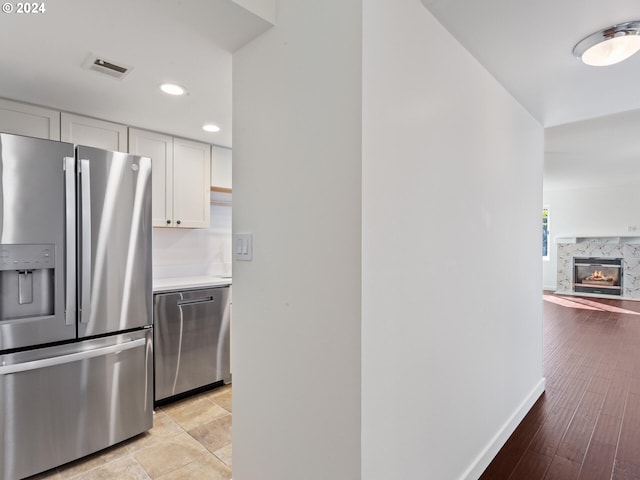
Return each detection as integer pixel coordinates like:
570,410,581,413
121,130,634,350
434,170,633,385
0,244,55,271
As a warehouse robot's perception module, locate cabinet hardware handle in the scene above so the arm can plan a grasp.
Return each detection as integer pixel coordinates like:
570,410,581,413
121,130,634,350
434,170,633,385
166,219,171,224
177,220,181,225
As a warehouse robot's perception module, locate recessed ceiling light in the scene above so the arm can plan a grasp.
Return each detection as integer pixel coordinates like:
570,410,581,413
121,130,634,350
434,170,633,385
202,124,221,133
160,83,187,96
573,21,640,66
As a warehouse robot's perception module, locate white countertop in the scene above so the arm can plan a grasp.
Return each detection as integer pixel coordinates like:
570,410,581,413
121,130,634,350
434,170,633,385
153,275,232,293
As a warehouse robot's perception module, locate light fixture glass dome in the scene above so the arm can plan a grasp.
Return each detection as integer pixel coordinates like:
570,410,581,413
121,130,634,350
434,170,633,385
202,124,221,133
573,21,640,66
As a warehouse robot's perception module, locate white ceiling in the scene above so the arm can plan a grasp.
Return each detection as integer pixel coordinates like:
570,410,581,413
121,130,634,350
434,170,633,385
545,109,640,190
0,0,272,148
422,0,640,189
422,0,640,126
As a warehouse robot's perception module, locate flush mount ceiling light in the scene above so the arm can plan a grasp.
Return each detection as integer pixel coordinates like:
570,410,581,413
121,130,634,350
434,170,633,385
159,83,187,96
573,21,640,66
202,124,221,133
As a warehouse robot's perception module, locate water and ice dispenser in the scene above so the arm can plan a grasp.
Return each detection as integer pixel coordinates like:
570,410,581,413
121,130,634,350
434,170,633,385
0,244,55,321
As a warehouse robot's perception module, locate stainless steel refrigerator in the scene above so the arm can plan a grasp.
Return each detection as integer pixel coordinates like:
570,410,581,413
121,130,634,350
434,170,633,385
0,132,153,480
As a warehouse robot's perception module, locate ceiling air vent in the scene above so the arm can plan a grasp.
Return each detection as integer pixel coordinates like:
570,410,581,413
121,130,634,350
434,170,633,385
82,54,132,80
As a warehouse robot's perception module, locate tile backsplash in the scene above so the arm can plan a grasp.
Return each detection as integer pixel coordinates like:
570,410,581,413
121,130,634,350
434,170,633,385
152,194,232,278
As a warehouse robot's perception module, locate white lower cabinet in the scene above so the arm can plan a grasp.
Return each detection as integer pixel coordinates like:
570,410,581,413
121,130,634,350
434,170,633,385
129,128,210,228
0,98,60,140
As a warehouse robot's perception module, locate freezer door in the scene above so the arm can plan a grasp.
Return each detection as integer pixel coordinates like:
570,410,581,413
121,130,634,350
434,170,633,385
0,133,76,350
154,287,231,402
0,329,153,480
76,146,152,338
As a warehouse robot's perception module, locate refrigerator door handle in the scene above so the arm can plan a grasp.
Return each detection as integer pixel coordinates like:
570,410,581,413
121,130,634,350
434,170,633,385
80,159,92,324
64,156,77,325
0,338,146,375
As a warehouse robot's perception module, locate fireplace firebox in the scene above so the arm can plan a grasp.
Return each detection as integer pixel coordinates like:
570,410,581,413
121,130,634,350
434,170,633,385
573,257,623,296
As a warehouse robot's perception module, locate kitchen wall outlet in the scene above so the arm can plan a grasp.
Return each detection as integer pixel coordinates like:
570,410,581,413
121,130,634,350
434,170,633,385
629,226,637,233
233,233,253,261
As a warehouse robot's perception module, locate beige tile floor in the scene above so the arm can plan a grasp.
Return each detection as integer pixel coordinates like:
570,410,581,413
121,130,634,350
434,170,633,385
29,385,232,480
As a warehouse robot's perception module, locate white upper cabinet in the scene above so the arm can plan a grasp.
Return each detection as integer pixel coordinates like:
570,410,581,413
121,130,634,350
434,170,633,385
129,128,174,227
0,98,60,140
211,145,232,191
129,128,210,228
173,137,211,228
1,99,212,229
61,112,127,152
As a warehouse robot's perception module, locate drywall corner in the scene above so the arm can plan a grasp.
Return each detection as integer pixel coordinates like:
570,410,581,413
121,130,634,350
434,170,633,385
232,0,276,24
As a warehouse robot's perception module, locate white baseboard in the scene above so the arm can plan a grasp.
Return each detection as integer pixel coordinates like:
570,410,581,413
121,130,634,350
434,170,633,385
459,377,546,480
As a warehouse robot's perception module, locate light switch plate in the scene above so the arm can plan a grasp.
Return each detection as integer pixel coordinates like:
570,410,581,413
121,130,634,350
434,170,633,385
233,233,253,261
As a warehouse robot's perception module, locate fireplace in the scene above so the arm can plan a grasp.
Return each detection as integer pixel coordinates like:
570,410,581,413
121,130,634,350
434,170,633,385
573,257,623,296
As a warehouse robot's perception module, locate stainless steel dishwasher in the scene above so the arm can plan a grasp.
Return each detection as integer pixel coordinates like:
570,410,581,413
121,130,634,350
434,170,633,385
154,286,230,404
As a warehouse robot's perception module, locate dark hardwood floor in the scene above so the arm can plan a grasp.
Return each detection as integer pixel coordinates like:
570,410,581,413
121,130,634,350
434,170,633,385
480,293,640,480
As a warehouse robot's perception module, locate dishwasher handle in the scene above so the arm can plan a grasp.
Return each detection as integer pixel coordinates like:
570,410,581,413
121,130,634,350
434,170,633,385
176,296,215,307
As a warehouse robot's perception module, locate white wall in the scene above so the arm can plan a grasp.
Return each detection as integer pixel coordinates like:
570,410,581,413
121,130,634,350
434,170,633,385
542,183,640,290
232,0,362,479
233,1,544,478
361,1,544,479
152,194,232,278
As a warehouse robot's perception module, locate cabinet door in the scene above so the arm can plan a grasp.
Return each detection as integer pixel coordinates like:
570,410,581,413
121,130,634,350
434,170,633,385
129,128,174,227
211,145,232,191
173,138,211,228
0,98,60,140
61,112,127,151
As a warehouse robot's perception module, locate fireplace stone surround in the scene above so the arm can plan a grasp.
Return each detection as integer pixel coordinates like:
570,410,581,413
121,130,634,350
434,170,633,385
555,236,640,299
